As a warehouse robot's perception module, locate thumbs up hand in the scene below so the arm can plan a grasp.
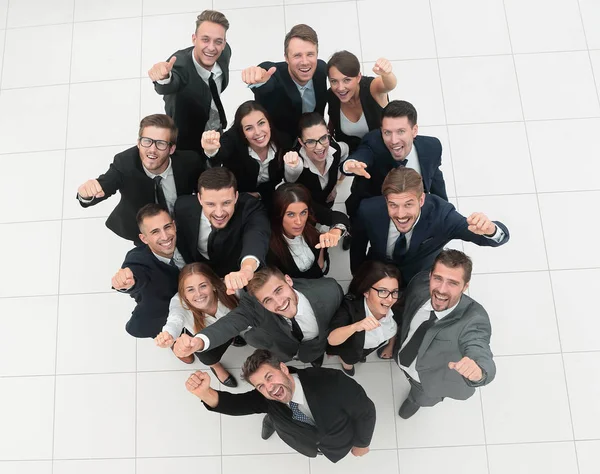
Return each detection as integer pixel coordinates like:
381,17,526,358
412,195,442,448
242,66,276,85
148,56,177,82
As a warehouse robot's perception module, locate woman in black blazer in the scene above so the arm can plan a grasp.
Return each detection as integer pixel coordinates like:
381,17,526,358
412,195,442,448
267,183,350,279
326,51,397,152
327,261,401,376
201,100,293,209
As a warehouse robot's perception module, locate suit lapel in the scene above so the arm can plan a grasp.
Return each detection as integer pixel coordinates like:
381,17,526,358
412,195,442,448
413,136,431,189
404,195,434,258
280,66,303,114
171,154,185,195
419,295,471,354
133,152,157,201
370,197,392,258
400,273,432,344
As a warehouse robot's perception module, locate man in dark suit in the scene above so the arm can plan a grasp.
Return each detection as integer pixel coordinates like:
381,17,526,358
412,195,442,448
111,204,186,339
351,167,509,283
173,266,343,366
394,250,496,419
341,100,448,219
149,10,231,153
174,167,270,294
241,24,327,138
185,349,375,462
76,114,204,244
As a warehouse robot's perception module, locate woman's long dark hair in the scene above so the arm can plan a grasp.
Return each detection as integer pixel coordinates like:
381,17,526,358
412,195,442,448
347,261,401,298
269,183,320,268
233,100,283,165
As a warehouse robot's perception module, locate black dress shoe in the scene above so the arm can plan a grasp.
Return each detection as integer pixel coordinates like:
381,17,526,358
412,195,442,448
210,367,238,388
261,414,275,440
398,398,420,419
342,365,355,376
231,336,247,347
310,354,324,368
342,234,352,251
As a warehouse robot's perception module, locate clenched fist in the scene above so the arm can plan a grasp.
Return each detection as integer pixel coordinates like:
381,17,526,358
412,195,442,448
353,316,381,332
466,212,496,236
155,331,174,348
241,66,276,85
148,56,177,82
315,230,342,249
173,333,203,357
78,179,105,199
185,370,212,398
448,356,483,382
111,267,135,290
201,130,221,155
372,58,392,76
283,151,301,168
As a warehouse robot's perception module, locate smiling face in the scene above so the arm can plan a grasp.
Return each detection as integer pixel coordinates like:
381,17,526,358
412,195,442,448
328,65,361,103
253,274,299,319
198,187,238,229
429,262,469,312
282,201,309,238
241,110,271,152
364,276,399,319
299,124,330,164
285,38,318,86
182,273,216,312
139,211,177,258
381,116,418,162
192,21,226,70
249,362,294,403
386,191,425,234
137,126,175,174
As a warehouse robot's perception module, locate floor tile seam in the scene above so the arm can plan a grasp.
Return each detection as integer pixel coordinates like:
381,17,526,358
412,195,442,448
575,0,600,112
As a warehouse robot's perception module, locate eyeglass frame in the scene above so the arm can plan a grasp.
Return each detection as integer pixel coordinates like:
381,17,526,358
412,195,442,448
301,133,330,149
138,136,173,151
370,287,400,299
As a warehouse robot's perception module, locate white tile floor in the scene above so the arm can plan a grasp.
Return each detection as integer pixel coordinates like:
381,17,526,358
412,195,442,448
1,0,599,472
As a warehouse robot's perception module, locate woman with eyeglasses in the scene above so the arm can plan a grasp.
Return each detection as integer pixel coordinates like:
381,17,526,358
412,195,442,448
327,260,401,376
200,100,293,209
283,112,348,208
154,263,239,387
327,51,397,152
267,183,350,279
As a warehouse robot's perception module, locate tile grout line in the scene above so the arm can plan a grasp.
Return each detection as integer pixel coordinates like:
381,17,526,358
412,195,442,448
575,0,600,112
500,1,581,473
0,0,8,90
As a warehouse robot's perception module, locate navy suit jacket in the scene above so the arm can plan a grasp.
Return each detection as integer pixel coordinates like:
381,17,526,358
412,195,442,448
351,194,510,285
343,131,447,216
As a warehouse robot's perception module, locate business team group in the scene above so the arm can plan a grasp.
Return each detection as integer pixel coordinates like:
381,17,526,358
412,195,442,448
76,10,510,462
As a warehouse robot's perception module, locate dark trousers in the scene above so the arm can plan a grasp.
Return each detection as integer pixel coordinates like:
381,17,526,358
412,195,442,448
195,338,233,366
404,371,444,407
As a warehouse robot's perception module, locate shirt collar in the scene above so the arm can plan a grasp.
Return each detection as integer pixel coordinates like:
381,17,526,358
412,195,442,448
293,78,313,93
424,297,461,320
404,141,418,164
293,290,311,318
363,298,394,322
388,208,422,237
142,157,172,179
200,210,211,227
248,144,276,163
152,251,174,265
191,52,222,81
290,373,306,406
299,147,335,177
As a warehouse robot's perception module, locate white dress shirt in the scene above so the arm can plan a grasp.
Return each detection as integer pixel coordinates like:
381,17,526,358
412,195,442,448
284,143,349,186
163,298,230,340
142,158,178,214
398,299,459,382
197,211,212,259
151,247,186,270
284,234,315,272
290,373,316,423
403,143,422,176
248,144,277,185
288,290,320,341
362,299,398,350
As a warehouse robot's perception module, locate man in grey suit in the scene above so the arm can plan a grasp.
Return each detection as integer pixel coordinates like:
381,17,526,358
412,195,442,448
394,249,496,419
173,266,343,367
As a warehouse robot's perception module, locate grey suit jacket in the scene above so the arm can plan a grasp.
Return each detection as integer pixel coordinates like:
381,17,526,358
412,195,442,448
199,278,343,362
393,271,496,400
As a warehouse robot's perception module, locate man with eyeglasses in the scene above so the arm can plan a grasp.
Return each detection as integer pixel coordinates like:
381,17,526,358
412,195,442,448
393,249,496,419
76,114,204,244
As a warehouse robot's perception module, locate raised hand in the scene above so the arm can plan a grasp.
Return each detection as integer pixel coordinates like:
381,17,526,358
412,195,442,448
372,58,392,76
173,333,203,357
353,316,381,332
185,370,212,398
241,66,276,85
224,267,254,295
148,56,177,82
201,130,221,155
466,212,496,236
283,151,301,168
343,160,371,179
78,179,105,199
111,267,135,290
154,331,174,348
448,356,483,382
315,230,342,249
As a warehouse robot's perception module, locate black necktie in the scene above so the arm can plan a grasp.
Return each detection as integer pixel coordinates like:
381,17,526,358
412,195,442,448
208,73,227,130
397,158,408,167
392,233,408,262
168,258,178,269
154,176,167,208
290,317,304,342
399,311,437,367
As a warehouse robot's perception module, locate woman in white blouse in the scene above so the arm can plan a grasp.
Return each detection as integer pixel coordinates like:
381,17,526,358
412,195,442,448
154,263,239,387
266,183,350,279
327,261,401,376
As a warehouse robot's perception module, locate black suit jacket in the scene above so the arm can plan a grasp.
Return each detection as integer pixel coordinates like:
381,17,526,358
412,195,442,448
77,146,205,242
154,45,232,152
118,245,180,338
173,192,270,277
199,278,343,362
251,60,328,138
352,194,510,284
343,132,448,217
204,366,376,462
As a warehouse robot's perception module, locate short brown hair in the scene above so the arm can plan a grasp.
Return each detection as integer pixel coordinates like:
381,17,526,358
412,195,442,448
431,249,473,284
246,266,286,297
284,24,318,56
139,114,178,144
136,203,170,231
382,167,424,197
382,100,418,128
241,349,282,382
327,50,361,77
195,10,229,32
197,167,237,195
